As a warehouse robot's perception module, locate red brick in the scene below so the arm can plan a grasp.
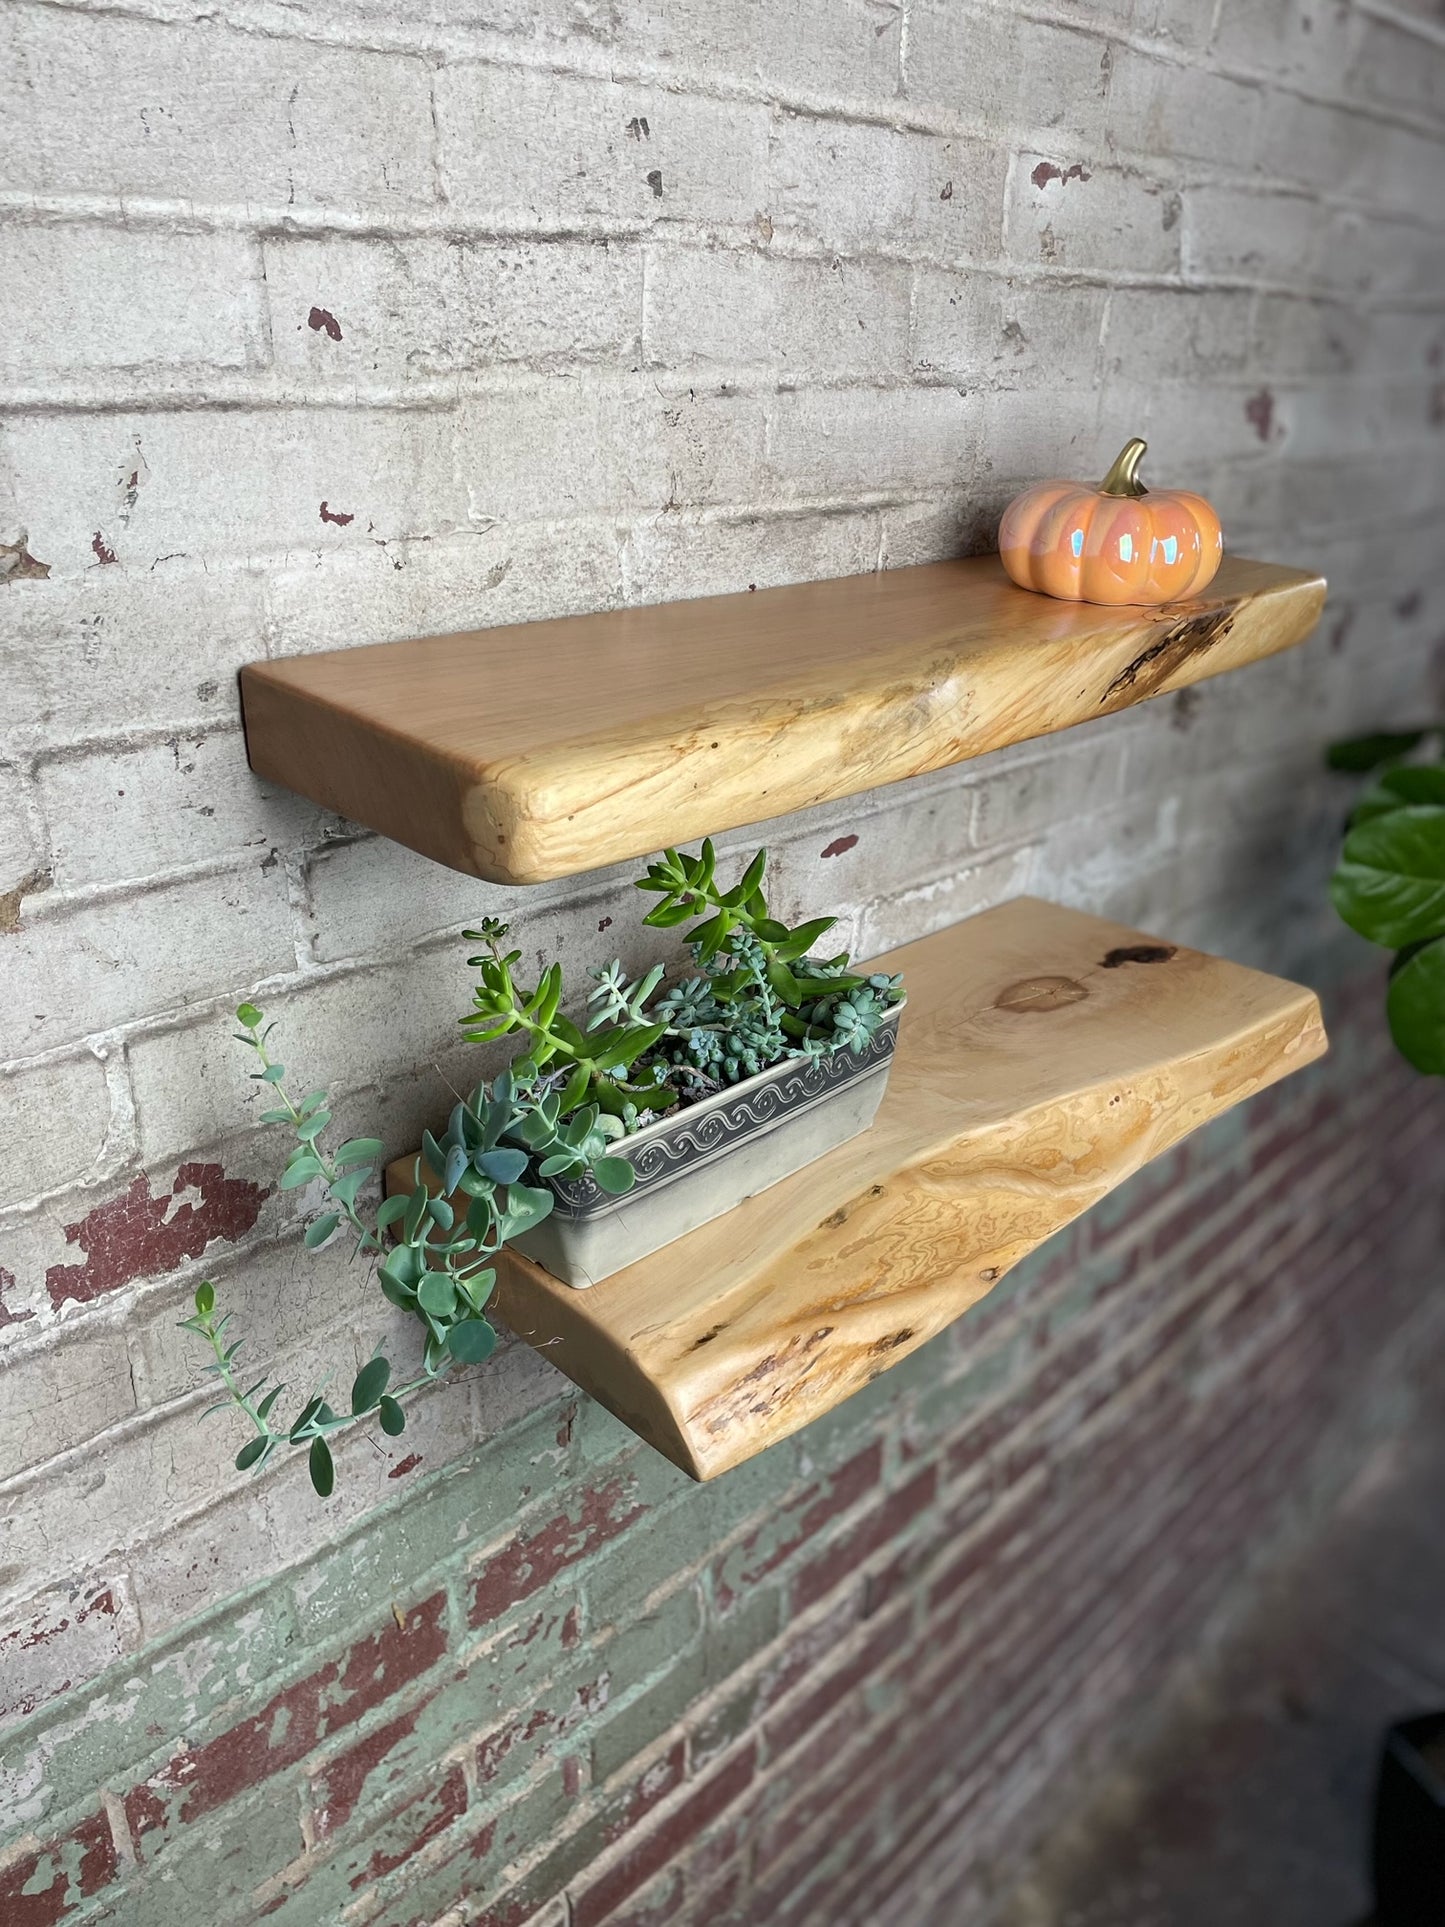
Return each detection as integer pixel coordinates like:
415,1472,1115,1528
311,1693,433,1838
349,1765,468,1888
127,1593,447,1849
570,1744,757,1927
45,1161,269,1308
0,1812,118,1926
469,1478,646,1626
762,1607,904,1760
711,1440,883,1612
789,1464,937,1614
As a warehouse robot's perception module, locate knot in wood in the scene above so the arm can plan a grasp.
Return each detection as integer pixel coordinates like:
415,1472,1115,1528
995,975,1090,1013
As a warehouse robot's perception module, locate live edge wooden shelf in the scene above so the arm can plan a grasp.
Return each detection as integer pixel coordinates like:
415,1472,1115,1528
385,898,1327,1482
242,554,1325,886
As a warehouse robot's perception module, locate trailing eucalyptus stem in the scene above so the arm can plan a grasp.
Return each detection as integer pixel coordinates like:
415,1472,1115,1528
186,841,904,1497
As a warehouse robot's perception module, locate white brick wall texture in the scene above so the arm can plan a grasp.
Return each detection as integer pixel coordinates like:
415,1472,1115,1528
1,0,1443,1736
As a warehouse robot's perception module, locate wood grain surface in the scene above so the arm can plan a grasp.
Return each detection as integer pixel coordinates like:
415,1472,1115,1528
243,554,1325,884
385,898,1327,1481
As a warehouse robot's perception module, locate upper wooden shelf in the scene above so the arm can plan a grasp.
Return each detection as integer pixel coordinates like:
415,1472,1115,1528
386,897,1326,1481
241,555,1325,886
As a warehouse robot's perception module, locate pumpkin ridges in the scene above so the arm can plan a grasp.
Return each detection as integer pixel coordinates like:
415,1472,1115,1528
998,442,1223,606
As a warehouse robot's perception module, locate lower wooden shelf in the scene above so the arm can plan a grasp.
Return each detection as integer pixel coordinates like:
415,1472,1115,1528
388,898,1326,1481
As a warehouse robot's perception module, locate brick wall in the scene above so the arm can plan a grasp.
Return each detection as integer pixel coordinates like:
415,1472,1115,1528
2,1,1443,1922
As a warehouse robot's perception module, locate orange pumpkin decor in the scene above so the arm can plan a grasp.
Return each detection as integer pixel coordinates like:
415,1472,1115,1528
998,437,1223,606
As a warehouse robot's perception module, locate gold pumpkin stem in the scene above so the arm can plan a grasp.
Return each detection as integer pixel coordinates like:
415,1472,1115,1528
1098,437,1149,498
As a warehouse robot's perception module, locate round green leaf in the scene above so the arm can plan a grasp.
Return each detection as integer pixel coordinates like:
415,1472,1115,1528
446,1318,497,1365
236,1002,264,1028
378,1395,407,1437
1331,806,1445,948
592,1156,636,1196
417,1273,458,1319
309,1436,335,1498
195,1280,215,1317
235,1436,268,1472
351,1354,391,1414
1387,935,1445,1074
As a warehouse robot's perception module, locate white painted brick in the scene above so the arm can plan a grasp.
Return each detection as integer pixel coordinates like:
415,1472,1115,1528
1094,375,1277,470
643,248,910,377
972,385,1106,502
969,735,1130,850
0,1574,141,1727
906,4,1111,149
1007,154,1181,276
771,115,1005,263
263,236,642,382
4,407,460,576
0,864,295,1060
1313,206,1445,301
912,272,1109,386
857,843,1037,955
37,730,322,890
0,1326,138,1481
617,0,904,106
1180,186,1325,286
1103,47,1262,170
1250,295,1365,377
1345,15,1445,120
437,64,770,231
0,6,435,214
0,227,267,383
0,764,44,898
265,520,624,659
0,1054,113,1211
623,505,880,604
1254,92,1383,203
1100,286,1254,379
126,943,471,1168
1211,0,1367,91
455,379,765,521
766,386,982,497
0,561,260,754
878,492,998,566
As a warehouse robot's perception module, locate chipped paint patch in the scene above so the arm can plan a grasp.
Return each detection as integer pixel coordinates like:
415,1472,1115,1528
0,534,50,583
45,1162,271,1310
821,833,859,859
0,865,53,935
0,1262,33,1329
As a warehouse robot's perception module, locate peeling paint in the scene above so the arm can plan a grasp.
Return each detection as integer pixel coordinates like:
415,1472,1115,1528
821,833,859,859
1032,161,1091,189
0,533,50,583
0,1262,33,1329
91,531,119,566
1244,388,1275,442
307,306,343,341
319,501,355,527
45,1162,271,1311
0,865,53,935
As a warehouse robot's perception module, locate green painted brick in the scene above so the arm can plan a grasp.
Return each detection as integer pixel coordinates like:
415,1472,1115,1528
1,1594,299,1838
290,1401,583,1635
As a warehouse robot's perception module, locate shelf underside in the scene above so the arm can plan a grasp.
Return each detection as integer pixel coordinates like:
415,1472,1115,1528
243,554,1325,886
386,898,1327,1481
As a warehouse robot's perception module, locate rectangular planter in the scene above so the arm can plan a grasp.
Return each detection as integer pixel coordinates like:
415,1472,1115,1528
512,1003,905,1288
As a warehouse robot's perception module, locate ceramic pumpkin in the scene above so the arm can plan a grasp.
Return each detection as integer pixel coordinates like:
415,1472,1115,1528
998,438,1223,606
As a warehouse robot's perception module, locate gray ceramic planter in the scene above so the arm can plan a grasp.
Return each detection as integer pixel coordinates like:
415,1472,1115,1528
512,1002,905,1288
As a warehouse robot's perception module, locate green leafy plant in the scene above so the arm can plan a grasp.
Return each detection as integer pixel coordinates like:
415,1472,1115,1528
1328,727,1445,1074
189,844,903,1494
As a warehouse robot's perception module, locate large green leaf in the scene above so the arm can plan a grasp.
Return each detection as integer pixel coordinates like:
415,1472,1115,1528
447,1318,497,1365
1331,806,1445,947
1387,935,1445,1074
1327,730,1431,772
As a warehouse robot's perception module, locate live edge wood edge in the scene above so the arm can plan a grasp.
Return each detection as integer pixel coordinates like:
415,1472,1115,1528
243,554,1326,886
384,898,1328,1482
